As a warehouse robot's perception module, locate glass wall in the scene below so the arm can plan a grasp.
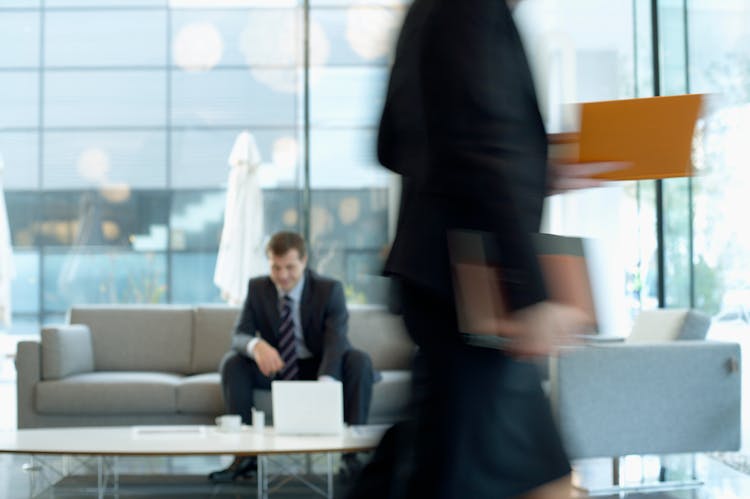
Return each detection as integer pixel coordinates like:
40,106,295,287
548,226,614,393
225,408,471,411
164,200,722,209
685,0,750,318
515,0,657,334
307,0,405,304
515,0,750,331
3,0,747,336
2,0,398,333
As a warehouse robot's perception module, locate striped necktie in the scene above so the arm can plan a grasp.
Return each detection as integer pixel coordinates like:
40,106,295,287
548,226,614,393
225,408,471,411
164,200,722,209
277,295,299,380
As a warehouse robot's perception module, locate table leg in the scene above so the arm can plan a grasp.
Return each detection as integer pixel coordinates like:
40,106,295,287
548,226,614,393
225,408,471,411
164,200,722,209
22,455,39,498
326,453,333,499
113,456,119,498
258,455,267,499
97,456,104,499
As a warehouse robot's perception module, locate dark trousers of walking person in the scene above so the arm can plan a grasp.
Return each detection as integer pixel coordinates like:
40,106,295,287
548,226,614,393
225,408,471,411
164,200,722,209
347,280,570,499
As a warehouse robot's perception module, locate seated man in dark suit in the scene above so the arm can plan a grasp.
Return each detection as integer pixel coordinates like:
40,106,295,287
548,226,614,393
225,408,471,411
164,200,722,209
209,231,375,483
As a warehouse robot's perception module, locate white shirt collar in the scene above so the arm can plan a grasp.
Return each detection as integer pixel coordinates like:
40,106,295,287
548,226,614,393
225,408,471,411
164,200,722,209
277,271,305,303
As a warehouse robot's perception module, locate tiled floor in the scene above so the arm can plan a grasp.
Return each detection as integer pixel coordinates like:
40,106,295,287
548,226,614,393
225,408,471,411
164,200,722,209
1,453,749,498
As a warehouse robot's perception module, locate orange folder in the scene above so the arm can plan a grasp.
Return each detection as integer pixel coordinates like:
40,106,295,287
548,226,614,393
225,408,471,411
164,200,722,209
551,94,704,181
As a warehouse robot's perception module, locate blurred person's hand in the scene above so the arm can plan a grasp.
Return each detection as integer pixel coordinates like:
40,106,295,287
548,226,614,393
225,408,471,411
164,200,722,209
547,161,629,194
547,132,629,194
252,339,285,377
476,301,592,358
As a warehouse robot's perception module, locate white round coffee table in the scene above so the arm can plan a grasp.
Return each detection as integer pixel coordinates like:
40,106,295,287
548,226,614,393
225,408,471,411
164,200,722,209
0,425,387,498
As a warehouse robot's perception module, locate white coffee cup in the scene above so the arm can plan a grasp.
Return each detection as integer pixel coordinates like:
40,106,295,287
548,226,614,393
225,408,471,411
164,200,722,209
215,414,242,433
252,408,265,433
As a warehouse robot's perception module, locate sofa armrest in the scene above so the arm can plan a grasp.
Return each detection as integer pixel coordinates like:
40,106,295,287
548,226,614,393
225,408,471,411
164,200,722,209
16,341,41,429
41,324,94,380
549,340,741,459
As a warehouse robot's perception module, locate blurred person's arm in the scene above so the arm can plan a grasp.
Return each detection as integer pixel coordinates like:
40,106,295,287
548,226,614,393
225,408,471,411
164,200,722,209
547,132,629,194
473,300,588,357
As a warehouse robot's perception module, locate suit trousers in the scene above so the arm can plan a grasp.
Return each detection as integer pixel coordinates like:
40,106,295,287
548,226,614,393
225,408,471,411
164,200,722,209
219,349,374,426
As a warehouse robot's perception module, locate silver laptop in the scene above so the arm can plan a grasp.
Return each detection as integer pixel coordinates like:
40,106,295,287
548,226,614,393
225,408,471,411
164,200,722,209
271,380,344,435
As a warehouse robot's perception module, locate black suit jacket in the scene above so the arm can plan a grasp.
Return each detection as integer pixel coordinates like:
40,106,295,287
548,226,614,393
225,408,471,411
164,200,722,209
380,0,549,311
231,269,350,379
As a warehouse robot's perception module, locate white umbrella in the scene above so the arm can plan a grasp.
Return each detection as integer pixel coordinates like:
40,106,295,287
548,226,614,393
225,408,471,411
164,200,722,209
0,154,14,327
213,131,267,305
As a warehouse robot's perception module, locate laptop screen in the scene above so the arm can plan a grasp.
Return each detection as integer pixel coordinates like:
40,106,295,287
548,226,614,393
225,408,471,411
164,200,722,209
271,380,344,435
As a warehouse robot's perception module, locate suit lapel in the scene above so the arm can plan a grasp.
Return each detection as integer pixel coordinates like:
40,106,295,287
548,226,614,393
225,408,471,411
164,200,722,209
263,278,281,340
300,270,314,341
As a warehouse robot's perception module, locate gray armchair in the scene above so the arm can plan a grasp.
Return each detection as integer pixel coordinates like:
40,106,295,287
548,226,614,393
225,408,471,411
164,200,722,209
548,309,741,492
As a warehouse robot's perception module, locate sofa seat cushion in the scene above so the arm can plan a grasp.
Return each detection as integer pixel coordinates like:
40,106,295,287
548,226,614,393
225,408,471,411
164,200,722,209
177,373,223,415
36,372,181,415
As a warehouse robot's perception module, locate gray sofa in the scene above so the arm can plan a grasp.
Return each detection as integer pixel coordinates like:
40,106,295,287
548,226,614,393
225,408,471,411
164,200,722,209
16,305,415,429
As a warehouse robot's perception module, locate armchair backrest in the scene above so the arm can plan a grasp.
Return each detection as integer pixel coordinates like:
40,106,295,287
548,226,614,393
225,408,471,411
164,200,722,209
627,308,710,343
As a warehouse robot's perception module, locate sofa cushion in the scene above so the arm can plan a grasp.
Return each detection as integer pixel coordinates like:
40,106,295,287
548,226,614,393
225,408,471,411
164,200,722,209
177,373,224,415
348,306,415,371
69,306,194,374
192,306,238,374
41,324,94,380
628,308,711,343
36,372,180,415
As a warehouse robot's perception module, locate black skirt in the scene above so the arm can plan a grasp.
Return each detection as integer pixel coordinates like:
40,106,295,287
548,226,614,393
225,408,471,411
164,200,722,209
401,283,571,499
